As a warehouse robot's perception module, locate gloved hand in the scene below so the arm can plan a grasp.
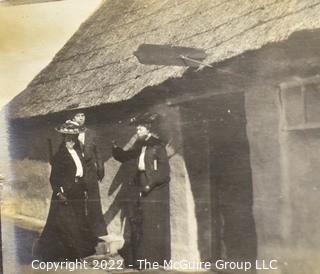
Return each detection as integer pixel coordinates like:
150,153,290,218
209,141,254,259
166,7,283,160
97,168,105,182
57,192,68,205
141,185,151,195
111,140,118,148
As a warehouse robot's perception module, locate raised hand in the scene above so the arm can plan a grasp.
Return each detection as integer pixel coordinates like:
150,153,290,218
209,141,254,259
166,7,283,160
111,140,118,148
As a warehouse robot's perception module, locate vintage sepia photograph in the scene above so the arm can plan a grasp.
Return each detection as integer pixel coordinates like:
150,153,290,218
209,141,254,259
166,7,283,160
1,0,320,273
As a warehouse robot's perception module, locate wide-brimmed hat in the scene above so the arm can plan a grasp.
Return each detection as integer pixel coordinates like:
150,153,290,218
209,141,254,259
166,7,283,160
55,120,86,135
130,112,161,128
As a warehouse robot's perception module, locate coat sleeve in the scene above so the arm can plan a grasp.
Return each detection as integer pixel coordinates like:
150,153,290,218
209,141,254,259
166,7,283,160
88,130,105,181
49,154,64,195
93,141,105,181
112,142,140,163
148,144,170,189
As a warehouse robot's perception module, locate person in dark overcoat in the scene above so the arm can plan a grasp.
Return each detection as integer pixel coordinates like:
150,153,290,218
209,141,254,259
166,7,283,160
112,112,171,268
36,121,98,261
73,112,107,237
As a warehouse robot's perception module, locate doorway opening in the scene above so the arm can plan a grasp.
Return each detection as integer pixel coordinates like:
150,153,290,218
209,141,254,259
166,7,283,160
180,92,257,262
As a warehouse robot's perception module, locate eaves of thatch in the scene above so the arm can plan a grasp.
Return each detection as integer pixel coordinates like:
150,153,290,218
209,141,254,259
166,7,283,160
7,0,320,119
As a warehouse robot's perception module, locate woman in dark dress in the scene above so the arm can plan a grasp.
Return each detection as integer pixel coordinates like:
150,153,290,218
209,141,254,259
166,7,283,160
112,113,171,268
36,121,98,261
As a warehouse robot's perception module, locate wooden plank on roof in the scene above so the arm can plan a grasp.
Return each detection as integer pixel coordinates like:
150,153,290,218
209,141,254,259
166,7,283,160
134,44,207,67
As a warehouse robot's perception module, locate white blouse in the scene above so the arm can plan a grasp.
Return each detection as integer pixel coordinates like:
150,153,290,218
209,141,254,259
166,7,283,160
78,132,85,146
138,146,147,171
67,148,84,177
138,134,152,171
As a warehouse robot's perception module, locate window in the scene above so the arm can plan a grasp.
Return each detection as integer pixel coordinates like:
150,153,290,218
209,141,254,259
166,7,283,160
279,76,320,130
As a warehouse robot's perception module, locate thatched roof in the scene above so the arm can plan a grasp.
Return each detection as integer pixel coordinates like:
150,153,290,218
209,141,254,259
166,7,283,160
8,0,320,119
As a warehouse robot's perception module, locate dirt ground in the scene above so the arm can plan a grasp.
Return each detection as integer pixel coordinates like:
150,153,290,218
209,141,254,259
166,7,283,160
2,218,221,274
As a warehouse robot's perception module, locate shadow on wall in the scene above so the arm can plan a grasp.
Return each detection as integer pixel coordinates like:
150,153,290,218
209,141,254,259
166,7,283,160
103,160,139,238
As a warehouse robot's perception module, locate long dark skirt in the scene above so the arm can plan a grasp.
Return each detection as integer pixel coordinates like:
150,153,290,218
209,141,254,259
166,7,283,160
86,166,107,237
119,172,170,268
36,185,97,261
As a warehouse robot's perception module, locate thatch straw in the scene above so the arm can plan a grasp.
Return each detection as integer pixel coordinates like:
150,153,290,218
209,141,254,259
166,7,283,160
7,0,320,119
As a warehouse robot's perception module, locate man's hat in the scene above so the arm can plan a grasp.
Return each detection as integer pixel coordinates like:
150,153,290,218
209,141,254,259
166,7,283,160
130,112,161,128
55,120,85,135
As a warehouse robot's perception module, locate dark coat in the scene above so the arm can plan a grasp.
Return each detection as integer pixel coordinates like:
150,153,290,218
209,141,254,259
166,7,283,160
112,135,170,192
37,144,97,261
78,128,107,236
80,129,104,181
112,135,171,267
49,144,86,197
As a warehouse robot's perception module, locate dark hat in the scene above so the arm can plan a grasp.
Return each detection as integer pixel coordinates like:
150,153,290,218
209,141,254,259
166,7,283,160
55,120,85,135
72,111,86,118
130,112,161,128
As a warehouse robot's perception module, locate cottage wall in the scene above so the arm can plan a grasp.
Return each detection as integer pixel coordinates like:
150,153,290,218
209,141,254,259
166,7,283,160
6,84,320,273
245,86,284,264
246,83,320,273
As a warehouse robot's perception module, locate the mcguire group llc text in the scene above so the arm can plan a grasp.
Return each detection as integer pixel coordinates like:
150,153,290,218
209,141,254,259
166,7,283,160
136,259,278,271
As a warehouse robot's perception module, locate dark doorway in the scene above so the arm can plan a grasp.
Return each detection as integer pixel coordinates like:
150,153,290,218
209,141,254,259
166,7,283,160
180,92,257,263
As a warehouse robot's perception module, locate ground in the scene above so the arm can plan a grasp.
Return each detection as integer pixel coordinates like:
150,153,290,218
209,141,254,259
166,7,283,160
2,218,222,274
15,266,223,274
